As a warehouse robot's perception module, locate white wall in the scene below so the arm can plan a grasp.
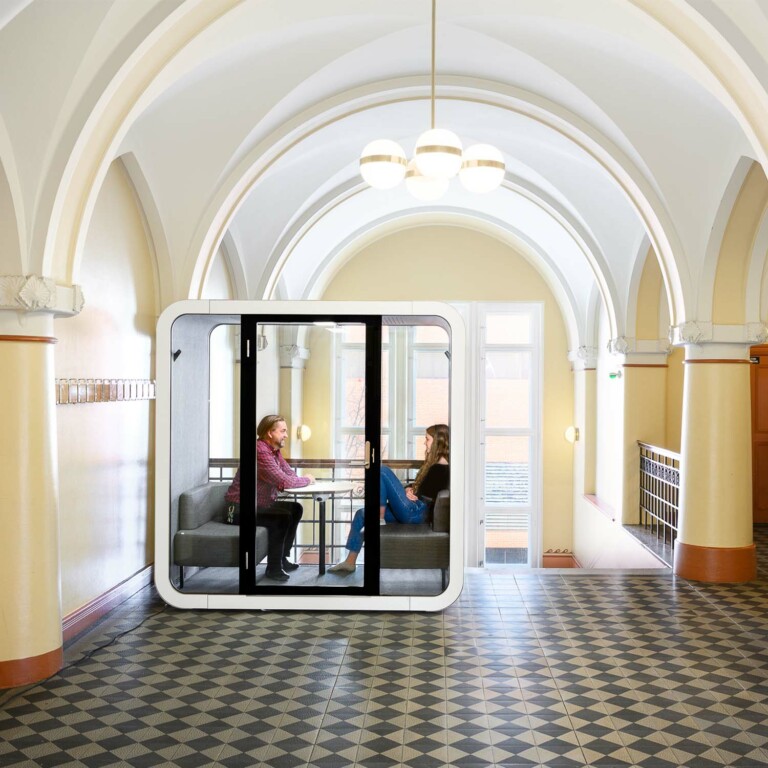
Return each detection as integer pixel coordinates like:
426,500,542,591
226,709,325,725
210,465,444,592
55,160,156,614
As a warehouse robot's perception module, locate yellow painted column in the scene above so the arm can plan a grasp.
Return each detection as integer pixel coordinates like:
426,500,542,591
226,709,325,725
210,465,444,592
621,359,668,524
0,276,82,687
675,343,755,582
0,311,63,687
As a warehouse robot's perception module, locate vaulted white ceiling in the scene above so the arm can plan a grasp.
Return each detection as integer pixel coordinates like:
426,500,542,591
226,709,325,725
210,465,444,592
1,0,767,345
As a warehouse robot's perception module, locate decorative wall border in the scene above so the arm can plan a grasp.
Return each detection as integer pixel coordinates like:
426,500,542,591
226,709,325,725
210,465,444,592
55,378,156,404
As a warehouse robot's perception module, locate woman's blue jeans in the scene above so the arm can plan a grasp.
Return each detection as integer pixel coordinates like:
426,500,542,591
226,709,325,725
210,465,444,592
344,465,427,553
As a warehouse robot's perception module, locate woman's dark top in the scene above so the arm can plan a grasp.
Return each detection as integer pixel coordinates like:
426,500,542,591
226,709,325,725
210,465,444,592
416,463,450,510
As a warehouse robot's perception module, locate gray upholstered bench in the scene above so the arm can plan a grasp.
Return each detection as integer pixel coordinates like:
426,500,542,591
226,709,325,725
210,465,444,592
380,489,450,589
173,482,269,588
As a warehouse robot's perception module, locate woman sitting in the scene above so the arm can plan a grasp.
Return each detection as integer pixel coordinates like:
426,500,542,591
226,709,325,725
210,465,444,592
328,423,449,574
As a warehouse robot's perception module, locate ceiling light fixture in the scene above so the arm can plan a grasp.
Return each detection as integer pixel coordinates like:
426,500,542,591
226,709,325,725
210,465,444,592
360,0,505,198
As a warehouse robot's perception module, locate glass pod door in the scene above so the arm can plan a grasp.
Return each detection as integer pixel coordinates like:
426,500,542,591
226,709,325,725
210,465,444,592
238,315,382,595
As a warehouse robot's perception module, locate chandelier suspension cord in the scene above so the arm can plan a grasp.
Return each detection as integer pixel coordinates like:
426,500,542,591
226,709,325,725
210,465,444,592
431,0,436,130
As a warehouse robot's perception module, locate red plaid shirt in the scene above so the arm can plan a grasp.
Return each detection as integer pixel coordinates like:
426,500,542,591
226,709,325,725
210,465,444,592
225,439,311,508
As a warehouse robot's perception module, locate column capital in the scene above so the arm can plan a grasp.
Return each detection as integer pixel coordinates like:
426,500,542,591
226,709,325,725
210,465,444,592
279,344,310,369
568,345,598,370
669,320,768,347
0,274,84,316
683,342,751,362
606,336,671,366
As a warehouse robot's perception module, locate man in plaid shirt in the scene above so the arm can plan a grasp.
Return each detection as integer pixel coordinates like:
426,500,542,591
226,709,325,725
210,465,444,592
226,415,315,581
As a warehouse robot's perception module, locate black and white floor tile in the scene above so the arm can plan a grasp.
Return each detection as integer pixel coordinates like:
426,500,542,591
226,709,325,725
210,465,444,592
2,532,768,767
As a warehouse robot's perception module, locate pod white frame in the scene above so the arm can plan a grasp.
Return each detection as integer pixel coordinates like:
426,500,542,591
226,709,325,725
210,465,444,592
155,300,466,611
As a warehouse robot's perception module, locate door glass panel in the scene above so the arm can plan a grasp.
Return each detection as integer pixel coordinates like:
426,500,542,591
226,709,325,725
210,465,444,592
484,351,531,429
484,435,530,504
484,435,530,566
479,305,539,569
486,313,530,344
380,317,451,597
241,320,373,592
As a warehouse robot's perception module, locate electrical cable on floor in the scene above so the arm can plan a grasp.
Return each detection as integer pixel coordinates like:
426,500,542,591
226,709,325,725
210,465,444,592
0,603,169,712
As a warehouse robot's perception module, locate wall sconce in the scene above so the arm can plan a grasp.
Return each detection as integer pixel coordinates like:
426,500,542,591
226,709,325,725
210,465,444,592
564,426,580,444
296,424,312,442
608,370,622,379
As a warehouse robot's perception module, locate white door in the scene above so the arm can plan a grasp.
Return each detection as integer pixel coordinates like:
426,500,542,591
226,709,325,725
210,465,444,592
475,304,542,567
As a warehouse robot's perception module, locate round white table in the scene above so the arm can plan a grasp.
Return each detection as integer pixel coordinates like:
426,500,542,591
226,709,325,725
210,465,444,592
282,480,357,574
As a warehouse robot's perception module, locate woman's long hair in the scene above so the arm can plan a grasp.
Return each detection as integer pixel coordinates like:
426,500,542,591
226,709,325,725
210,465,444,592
413,423,450,494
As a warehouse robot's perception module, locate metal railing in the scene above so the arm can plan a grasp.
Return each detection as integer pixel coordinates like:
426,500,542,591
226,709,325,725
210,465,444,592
208,457,421,563
638,442,680,547
209,457,420,483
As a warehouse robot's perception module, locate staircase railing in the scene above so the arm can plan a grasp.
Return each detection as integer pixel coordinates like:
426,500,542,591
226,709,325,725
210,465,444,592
638,442,680,547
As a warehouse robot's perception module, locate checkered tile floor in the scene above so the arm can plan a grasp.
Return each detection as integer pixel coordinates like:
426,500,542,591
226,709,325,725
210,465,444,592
2,531,768,767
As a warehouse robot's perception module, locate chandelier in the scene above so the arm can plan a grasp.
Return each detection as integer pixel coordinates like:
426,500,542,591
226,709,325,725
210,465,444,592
359,0,505,200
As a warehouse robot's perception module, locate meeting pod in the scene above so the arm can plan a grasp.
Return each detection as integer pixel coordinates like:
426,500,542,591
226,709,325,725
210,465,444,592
155,301,465,611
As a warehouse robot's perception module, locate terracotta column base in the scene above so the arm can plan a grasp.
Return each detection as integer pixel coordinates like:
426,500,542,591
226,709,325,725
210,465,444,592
674,541,756,583
0,647,63,689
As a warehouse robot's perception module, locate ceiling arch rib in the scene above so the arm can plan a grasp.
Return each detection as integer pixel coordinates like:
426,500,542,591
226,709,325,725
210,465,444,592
624,233,652,342
264,186,595,350
711,160,768,327
18,0,764,335
119,152,174,311
255,171,620,345
217,231,248,301
747,210,768,324
302,210,583,353
627,0,768,171
698,155,754,324
182,78,685,332
39,0,242,284
0,113,26,275
585,283,603,353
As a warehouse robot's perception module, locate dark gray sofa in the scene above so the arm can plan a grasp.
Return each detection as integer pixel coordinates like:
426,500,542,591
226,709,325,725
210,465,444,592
173,482,268,588
380,489,450,589
174,482,450,590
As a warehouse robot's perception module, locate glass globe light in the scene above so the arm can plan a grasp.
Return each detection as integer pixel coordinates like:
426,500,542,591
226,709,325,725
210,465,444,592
459,144,505,193
405,160,448,201
414,128,463,181
359,140,408,189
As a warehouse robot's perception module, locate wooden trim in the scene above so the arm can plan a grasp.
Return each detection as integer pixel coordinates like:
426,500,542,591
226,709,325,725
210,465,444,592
62,564,154,643
0,646,63,689
683,359,750,365
543,553,579,568
622,364,668,368
0,334,57,344
674,541,756,583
